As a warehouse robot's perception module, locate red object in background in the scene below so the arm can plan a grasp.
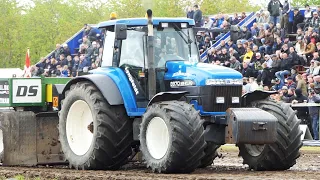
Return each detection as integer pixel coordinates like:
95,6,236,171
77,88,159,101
23,48,31,78
25,48,30,68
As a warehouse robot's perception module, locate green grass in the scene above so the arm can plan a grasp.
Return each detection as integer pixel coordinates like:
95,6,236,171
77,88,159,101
15,175,26,180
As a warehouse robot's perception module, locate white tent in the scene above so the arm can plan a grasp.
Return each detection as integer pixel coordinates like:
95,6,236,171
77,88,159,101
0,68,23,78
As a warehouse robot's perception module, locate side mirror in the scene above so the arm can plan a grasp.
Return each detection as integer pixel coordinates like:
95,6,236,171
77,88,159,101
115,23,127,40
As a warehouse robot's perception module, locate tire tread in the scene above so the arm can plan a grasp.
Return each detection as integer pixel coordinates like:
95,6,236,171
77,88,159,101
140,101,206,173
59,81,133,170
239,100,302,170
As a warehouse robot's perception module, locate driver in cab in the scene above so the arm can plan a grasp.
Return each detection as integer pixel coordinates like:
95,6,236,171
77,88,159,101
155,37,178,68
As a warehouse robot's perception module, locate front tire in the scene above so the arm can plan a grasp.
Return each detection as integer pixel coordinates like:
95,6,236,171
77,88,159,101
139,101,206,173
238,100,303,170
59,81,133,170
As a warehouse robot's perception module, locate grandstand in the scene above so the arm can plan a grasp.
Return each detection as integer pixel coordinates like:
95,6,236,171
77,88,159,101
43,7,316,61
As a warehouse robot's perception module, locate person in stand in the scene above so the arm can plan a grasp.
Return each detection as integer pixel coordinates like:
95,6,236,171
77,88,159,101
35,57,46,75
296,74,308,96
187,6,194,19
309,11,320,33
280,86,295,103
258,62,272,87
193,5,202,27
60,65,69,77
268,0,283,26
286,77,297,90
272,78,284,91
298,4,313,29
292,89,307,103
293,8,304,33
241,62,255,77
308,90,320,140
203,16,214,29
281,0,291,33
66,55,74,72
229,56,241,71
62,44,71,57
275,53,292,84
59,54,68,67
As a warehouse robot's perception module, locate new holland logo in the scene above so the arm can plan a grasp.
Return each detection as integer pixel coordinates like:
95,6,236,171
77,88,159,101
170,80,194,87
125,67,139,95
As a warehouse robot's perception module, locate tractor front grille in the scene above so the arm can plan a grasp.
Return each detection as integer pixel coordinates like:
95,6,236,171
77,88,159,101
202,86,242,112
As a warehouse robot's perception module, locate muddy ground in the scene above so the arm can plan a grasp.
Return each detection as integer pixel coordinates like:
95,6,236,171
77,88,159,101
0,146,320,180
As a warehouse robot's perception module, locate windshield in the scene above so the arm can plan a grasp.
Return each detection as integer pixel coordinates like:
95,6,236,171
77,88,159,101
117,26,199,69
154,27,199,67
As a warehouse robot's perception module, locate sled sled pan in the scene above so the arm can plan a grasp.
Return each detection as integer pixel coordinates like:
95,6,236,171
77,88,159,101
0,111,66,166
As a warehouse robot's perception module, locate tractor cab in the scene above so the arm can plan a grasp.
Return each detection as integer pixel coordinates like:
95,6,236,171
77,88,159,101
94,18,199,106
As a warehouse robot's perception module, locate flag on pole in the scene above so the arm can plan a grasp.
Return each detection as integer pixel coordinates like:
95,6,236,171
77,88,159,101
25,48,30,68
23,48,32,78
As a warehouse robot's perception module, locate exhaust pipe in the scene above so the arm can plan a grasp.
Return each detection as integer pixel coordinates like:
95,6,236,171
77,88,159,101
146,9,156,100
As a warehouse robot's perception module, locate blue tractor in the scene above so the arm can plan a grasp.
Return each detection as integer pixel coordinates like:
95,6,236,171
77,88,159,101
58,10,302,173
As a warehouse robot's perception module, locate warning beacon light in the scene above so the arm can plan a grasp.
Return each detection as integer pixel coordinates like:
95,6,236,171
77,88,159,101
110,12,117,20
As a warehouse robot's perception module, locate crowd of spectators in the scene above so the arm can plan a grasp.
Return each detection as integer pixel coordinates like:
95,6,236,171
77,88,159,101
31,24,103,78
192,2,320,139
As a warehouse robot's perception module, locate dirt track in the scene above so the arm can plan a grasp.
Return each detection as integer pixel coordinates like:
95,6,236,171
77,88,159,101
0,147,320,180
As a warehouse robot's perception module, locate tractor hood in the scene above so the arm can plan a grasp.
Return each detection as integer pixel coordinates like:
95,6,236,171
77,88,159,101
164,61,243,86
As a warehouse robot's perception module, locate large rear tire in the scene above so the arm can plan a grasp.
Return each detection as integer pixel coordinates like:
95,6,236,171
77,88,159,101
59,81,133,170
139,101,206,173
238,100,303,170
198,142,220,168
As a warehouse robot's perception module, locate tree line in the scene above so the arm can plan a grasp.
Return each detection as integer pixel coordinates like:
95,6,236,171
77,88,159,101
1,0,261,68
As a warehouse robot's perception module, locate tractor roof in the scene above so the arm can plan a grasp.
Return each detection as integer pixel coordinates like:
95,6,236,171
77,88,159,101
98,18,195,28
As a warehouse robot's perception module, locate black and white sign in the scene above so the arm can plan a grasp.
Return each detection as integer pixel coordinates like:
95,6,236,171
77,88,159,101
0,80,9,104
12,79,42,103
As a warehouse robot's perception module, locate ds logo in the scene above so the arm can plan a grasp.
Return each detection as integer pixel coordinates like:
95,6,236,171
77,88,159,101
16,86,38,97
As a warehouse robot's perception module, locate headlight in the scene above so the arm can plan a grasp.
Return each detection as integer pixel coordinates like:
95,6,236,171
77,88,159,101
161,22,169,28
232,97,240,104
206,79,243,85
181,23,187,28
216,97,225,104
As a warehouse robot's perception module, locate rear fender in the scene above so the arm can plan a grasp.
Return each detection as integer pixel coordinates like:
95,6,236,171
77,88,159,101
241,90,278,107
62,74,123,105
147,91,188,106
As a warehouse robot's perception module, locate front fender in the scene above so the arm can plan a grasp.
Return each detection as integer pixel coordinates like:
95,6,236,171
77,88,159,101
241,90,278,107
63,74,123,105
148,91,188,106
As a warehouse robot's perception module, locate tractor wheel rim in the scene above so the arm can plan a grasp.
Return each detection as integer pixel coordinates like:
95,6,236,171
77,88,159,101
146,117,170,160
66,100,93,156
244,144,265,157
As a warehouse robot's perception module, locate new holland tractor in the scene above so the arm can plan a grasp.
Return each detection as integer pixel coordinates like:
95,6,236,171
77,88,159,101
0,10,302,173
